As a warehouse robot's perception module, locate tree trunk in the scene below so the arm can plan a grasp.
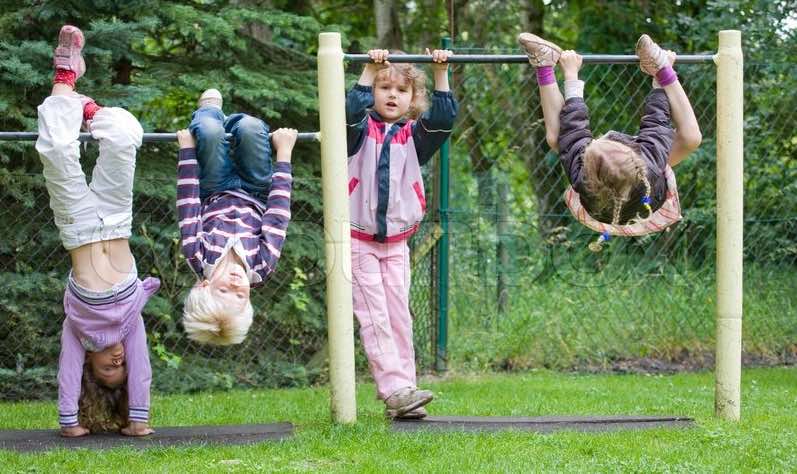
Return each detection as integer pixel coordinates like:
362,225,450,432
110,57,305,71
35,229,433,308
232,0,273,44
374,0,403,49
113,57,132,85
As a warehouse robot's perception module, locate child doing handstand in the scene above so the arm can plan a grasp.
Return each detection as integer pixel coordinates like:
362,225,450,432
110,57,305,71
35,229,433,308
518,33,702,250
176,89,297,345
36,25,159,437
347,49,459,418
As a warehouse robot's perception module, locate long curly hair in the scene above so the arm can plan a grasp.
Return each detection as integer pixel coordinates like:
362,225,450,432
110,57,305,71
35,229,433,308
374,50,429,120
77,361,129,433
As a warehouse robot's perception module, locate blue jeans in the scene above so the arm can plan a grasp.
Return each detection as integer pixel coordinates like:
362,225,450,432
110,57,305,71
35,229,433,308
189,107,272,200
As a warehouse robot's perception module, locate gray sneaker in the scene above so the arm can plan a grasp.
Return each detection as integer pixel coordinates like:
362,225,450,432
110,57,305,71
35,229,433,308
636,34,670,76
384,388,433,418
517,32,562,67
394,406,428,419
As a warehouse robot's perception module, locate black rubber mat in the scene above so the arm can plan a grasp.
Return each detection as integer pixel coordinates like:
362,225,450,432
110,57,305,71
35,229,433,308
392,415,694,433
0,423,293,452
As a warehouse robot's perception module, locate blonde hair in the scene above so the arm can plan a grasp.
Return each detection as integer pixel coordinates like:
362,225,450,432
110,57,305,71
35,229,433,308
182,284,254,345
374,51,429,119
78,361,128,433
582,137,653,251
583,138,652,224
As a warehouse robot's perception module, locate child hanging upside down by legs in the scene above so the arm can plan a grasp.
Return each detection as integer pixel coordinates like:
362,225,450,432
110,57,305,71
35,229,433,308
36,25,159,437
175,90,298,345
518,33,702,250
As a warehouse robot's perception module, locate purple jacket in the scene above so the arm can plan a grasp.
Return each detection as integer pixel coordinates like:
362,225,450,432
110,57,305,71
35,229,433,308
58,277,160,428
558,89,675,224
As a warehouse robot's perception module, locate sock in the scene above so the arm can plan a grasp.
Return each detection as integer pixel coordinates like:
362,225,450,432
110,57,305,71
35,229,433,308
564,79,584,100
656,66,678,87
83,101,101,122
536,66,556,86
53,69,77,88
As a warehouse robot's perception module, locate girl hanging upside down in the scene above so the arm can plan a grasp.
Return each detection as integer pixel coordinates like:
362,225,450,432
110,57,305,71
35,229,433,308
518,32,702,251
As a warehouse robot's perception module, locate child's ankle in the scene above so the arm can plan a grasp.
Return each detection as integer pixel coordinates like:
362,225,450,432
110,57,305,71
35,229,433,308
655,66,678,87
53,69,77,88
83,100,101,122
536,66,556,86
51,82,74,96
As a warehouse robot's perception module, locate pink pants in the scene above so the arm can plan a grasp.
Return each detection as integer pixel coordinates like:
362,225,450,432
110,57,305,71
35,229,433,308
351,239,416,400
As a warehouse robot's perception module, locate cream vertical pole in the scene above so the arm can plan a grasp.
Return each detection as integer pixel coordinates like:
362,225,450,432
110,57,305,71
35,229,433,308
715,30,744,421
317,32,357,423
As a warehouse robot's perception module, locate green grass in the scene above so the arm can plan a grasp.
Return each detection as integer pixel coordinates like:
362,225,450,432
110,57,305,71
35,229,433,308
2,367,795,472
447,262,797,370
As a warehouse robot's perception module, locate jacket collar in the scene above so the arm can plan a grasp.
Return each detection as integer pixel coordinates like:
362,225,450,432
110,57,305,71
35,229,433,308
369,110,408,127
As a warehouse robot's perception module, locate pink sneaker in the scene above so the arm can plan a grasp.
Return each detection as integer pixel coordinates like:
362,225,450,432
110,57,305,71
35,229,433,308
54,25,86,79
517,32,562,67
636,34,670,77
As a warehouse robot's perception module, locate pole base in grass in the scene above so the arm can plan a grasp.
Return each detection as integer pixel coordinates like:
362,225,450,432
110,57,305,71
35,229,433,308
392,415,694,433
0,423,293,452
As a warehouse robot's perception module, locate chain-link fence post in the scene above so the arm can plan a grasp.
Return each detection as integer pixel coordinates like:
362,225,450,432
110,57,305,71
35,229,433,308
434,36,453,373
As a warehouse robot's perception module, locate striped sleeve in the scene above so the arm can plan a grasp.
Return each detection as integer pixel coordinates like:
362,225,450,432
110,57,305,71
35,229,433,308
176,148,205,277
255,161,293,282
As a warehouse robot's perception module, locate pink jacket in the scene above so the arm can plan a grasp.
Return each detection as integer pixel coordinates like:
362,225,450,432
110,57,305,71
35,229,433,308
346,85,458,242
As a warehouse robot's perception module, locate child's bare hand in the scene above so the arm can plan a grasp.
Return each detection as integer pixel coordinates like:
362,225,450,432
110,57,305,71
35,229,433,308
426,48,453,72
559,50,583,80
272,128,298,163
60,425,89,437
121,421,154,437
176,129,195,149
366,49,390,70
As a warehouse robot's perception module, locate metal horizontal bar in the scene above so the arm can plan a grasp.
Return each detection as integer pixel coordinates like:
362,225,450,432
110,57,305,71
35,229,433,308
344,53,715,64
0,131,320,143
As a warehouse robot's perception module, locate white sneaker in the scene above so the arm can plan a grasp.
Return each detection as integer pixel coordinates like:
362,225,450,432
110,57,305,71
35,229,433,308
198,88,223,110
636,34,670,76
517,32,562,67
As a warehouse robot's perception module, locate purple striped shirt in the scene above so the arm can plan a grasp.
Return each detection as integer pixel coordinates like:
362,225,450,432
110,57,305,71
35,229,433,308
176,149,292,286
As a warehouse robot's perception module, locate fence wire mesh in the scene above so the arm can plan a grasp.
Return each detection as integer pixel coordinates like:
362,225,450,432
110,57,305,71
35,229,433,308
444,49,796,371
1,52,795,401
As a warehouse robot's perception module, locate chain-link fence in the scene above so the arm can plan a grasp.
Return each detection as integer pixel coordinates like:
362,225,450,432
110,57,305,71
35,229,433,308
1,51,795,402
0,149,439,401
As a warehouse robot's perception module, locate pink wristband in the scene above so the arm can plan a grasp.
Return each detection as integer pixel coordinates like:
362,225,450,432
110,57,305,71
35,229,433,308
656,66,678,87
536,66,556,86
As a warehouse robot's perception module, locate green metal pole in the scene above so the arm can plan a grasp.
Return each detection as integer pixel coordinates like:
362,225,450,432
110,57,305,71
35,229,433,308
435,36,452,373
